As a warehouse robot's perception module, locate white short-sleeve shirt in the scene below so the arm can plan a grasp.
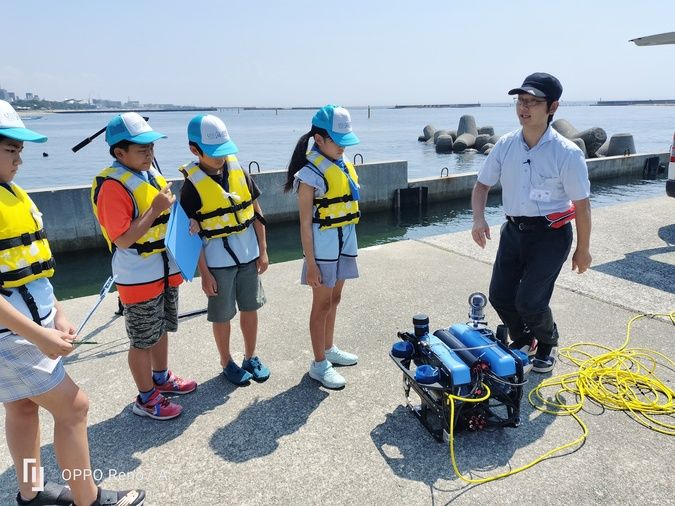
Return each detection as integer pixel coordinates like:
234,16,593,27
477,126,590,216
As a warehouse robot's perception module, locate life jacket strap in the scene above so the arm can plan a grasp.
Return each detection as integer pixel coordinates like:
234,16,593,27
0,258,56,286
312,211,361,228
0,229,48,251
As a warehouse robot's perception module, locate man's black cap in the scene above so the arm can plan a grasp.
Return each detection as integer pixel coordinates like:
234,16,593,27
508,72,563,101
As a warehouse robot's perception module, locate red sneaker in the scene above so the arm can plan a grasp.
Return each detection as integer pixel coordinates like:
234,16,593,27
132,390,182,420
154,370,197,395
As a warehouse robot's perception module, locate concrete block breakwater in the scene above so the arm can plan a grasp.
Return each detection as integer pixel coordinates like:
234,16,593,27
31,154,667,253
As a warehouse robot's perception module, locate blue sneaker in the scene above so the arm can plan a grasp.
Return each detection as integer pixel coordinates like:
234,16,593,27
242,356,270,382
223,360,253,385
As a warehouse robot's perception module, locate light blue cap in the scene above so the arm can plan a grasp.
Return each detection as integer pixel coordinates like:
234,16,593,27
0,100,47,143
105,112,166,146
187,114,238,157
311,104,359,147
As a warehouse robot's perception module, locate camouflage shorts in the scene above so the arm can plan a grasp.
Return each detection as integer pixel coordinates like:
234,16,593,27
123,287,179,349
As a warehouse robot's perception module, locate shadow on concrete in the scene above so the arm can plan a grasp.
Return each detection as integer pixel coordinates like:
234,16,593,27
0,374,233,496
592,224,675,295
210,375,328,463
371,375,563,505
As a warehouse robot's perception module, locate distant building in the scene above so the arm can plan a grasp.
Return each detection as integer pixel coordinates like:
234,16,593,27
7,92,15,102
124,100,140,107
0,89,7,100
25,92,33,100
92,98,123,108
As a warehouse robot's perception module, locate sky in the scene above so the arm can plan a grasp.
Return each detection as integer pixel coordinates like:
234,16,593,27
2,0,675,107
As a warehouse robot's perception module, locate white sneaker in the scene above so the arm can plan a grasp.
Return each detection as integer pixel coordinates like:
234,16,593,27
324,345,358,366
309,360,346,389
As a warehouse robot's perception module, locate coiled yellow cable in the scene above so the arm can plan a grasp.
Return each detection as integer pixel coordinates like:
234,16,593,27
446,311,674,484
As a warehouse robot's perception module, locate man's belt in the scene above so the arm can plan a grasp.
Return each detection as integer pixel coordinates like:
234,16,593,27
507,206,575,231
507,215,556,231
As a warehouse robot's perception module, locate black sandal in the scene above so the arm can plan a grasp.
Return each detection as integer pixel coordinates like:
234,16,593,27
90,487,145,506
16,482,73,505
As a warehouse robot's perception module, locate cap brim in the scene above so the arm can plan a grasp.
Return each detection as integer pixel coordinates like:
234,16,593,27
508,86,547,98
330,131,360,147
201,140,239,157
0,127,47,143
128,131,167,144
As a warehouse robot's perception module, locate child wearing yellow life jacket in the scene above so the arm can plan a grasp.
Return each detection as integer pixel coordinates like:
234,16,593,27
91,113,197,421
0,100,145,506
284,105,361,389
179,115,269,385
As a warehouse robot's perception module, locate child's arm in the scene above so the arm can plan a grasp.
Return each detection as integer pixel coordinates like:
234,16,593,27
0,296,74,359
298,183,321,287
113,182,175,249
252,200,269,274
196,241,218,297
53,298,77,335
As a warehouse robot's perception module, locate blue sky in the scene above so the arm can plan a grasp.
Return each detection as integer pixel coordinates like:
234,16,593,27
2,0,674,107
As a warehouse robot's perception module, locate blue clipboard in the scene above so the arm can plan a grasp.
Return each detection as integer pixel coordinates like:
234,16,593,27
165,201,202,282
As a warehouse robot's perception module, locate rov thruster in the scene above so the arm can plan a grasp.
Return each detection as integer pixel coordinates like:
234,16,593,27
389,293,530,441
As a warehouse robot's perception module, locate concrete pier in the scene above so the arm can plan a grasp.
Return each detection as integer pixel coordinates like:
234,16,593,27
29,153,668,253
1,196,672,505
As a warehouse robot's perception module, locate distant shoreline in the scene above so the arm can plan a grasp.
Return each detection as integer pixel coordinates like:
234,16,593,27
595,99,675,106
49,107,218,114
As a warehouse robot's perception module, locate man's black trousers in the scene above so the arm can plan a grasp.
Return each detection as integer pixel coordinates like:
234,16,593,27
488,219,573,347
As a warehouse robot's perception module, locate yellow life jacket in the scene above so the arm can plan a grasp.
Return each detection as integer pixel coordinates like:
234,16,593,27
179,155,255,239
91,165,170,256
0,183,55,288
306,151,360,230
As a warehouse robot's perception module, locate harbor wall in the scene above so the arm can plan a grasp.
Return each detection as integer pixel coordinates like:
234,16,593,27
29,153,667,253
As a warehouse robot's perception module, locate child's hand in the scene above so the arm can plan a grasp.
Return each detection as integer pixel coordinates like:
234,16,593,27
151,182,175,214
54,312,76,336
36,328,75,359
306,262,322,288
201,270,218,297
189,218,200,235
256,251,269,274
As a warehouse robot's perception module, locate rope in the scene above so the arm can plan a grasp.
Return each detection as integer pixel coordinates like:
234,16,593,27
445,311,674,484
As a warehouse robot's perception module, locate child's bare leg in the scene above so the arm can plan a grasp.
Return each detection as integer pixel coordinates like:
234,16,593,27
31,375,98,506
128,347,153,392
323,280,345,351
213,321,232,366
240,311,258,359
149,332,169,372
4,398,41,500
310,285,334,362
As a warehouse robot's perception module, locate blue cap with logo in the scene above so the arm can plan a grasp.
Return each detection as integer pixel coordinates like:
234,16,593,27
187,115,238,157
311,105,360,147
105,112,167,146
0,100,47,143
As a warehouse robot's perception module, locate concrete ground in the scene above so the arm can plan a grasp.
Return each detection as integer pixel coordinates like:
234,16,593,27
1,196,673,505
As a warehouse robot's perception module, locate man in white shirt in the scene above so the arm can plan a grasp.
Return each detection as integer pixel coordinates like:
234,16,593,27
471,72,592,373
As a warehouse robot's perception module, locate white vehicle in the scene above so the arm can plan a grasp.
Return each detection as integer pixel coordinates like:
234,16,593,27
630,32,675,197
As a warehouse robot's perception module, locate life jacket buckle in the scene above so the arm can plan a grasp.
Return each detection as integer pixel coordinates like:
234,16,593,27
21,233,32,246
30,261,43,274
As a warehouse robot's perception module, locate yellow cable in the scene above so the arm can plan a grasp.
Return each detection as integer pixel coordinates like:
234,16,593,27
446,311,674,484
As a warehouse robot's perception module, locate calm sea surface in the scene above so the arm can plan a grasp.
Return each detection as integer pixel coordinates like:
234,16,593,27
15,104,675,189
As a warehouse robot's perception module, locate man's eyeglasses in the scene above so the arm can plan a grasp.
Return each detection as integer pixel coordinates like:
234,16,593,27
515,97,547,108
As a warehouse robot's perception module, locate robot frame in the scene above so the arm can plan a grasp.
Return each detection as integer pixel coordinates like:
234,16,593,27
390,292,531,441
